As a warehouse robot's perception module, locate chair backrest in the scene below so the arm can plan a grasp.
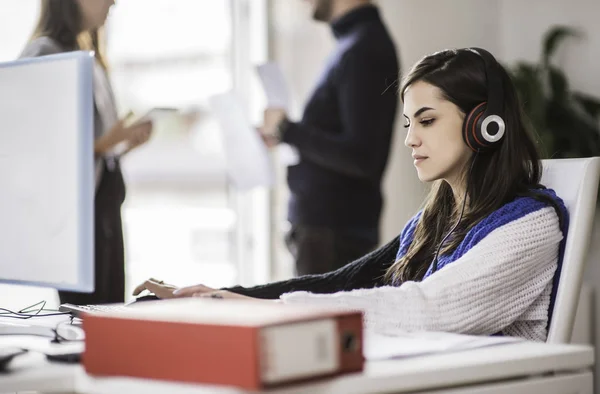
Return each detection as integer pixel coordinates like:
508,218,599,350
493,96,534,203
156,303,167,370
542,157,600,343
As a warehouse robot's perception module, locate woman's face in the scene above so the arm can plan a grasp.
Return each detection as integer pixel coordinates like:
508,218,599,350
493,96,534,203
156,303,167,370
77,0,114,30
403,81,473,189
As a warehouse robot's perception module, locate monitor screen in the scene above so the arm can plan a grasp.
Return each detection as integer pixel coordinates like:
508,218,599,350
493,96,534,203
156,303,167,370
0,51,94,292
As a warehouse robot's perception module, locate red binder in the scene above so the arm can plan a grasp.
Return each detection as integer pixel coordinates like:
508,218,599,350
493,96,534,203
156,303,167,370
83,298,363,390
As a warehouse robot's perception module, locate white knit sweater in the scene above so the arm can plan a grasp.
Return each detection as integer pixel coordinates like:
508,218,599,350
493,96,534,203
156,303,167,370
280,207,563,341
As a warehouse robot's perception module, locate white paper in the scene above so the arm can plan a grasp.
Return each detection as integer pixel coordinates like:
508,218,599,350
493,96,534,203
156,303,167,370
277,143,300,167
209,92,274,190
131,107,178,124
256,62,300,166
364,331,523,361
256,63,291,111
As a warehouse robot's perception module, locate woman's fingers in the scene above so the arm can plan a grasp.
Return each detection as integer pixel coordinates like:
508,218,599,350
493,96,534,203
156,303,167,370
132,278,175,298
172,284,215,297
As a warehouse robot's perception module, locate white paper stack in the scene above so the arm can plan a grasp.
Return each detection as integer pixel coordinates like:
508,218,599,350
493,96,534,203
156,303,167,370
208,92,274,190
364,331,523,361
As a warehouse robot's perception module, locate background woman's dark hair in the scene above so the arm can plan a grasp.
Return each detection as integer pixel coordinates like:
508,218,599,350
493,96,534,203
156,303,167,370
385,48,561,284
31,0,108,69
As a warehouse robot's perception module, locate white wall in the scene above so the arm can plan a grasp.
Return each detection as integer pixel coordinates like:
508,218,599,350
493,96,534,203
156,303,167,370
500,0,600,97
378,0,501,67
0,0,39,61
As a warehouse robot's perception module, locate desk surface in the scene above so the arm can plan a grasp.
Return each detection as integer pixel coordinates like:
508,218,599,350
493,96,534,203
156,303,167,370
0,340,593,394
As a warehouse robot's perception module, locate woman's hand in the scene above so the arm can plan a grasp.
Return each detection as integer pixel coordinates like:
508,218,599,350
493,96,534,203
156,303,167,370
263,108,286,136
258,108,286,148
132,278,180,299
132,279,271,302
133,279,219,299
120,120,153,155
94,119,153,156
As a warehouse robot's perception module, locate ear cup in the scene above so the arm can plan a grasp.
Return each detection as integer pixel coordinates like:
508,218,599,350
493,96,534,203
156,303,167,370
462,102,487,152
462,101,506,152
478,113,506,145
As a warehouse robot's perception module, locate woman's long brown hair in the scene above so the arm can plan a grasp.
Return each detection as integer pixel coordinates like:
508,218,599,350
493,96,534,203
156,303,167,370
31,0,108,69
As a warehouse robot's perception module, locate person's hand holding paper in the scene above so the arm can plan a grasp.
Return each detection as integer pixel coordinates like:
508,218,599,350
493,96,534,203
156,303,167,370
257,126,278,148
109,108,177,156
120,120,152,155
94,114,152,157
256,63,300,165
260,108,287,147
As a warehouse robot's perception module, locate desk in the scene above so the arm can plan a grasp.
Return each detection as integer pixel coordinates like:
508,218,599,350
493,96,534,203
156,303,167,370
0,341,593,394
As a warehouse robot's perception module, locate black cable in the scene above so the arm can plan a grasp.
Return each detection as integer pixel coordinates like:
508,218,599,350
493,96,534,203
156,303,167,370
0,300,69,319
0,309,69,319
431,152,479,273
18,300,46,314
0,300,46,317
0,301,80,346
18,300,63,314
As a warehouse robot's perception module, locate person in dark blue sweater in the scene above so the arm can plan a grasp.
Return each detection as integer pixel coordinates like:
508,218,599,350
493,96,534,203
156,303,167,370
262,0,400,275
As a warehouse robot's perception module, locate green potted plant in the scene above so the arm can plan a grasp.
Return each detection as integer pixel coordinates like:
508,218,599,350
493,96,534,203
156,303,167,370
509,25,600,159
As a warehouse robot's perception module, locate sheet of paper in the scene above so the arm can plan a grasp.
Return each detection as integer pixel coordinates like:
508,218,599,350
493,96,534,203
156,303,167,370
256,63,300,166
364,331,523,361
127,107,179,126
209,92,274,190
256,62,291,111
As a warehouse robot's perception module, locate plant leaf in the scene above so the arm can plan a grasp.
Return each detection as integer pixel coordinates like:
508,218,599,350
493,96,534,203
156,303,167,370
510,25,600,163
543,26,580,66
548,66,569,103
546,99,600,157
509,63,547,135
573,92,600,121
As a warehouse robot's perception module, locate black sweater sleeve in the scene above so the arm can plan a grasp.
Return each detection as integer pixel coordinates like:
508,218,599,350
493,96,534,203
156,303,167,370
223,236,400,299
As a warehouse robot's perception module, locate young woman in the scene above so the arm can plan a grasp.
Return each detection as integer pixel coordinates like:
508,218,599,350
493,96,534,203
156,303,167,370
21,0,153,305
134,48,568,342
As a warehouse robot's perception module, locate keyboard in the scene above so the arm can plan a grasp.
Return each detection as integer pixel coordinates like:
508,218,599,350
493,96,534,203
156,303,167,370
58,303,130,318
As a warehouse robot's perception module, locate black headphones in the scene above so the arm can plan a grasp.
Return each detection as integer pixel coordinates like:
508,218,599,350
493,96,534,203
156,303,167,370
461,47,506,152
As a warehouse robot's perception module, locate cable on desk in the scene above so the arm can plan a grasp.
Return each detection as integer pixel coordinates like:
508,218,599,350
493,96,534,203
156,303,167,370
0,300,69,319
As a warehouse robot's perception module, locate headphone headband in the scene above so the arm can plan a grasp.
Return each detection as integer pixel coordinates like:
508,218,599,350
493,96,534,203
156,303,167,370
461,47,506,152
467,47,504,118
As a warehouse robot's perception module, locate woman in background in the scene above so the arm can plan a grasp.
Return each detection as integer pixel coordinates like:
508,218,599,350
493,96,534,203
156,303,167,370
21,0,152,305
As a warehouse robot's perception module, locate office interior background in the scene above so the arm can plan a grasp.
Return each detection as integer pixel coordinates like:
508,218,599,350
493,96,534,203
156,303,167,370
0,0,599,377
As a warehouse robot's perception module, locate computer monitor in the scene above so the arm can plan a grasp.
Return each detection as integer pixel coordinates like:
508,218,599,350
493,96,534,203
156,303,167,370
0,51,94,293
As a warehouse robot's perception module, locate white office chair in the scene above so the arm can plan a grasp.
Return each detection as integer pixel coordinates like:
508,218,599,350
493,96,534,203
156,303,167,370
541,157,600,343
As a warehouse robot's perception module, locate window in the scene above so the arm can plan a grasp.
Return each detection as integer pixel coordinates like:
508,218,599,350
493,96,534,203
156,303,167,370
0,0,39,61
105,0,270,297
